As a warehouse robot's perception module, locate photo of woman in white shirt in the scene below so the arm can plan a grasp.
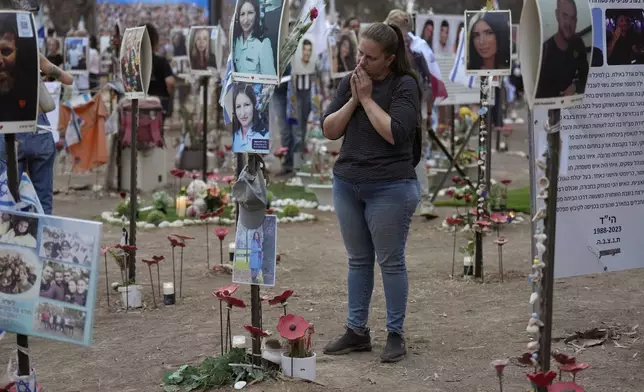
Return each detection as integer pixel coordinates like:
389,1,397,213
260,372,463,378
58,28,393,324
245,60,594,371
232,0,277,78
232,82,269,153
0,215,38,249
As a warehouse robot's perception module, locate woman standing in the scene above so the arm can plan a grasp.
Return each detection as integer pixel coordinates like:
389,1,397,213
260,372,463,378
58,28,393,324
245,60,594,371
232,83,269,152
190,28,216,70
321,23,421,363
232,0,276,76
249,231,263,283
467,12,511,70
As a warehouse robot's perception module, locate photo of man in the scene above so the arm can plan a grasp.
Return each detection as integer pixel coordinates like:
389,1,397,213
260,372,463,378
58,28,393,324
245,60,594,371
436,20,451,55
535,0,591,104
606,9,644,65
0,11,39,132
64,37,88,72
292,35,317,75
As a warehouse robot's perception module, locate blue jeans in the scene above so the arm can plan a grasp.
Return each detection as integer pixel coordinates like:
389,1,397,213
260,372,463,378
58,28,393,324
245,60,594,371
333,176,420,335
270,86,295,170
0,126,56,215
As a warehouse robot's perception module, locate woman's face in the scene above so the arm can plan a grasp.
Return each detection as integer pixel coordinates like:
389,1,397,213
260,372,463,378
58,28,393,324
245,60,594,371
235,92,253,128
340,39,350,57
253,232,260,240
239,2,257,35
77,279,87,294
67,280,77,293
195,30,209,52
356,38,390,78
472,20,497,61
17,221,28,234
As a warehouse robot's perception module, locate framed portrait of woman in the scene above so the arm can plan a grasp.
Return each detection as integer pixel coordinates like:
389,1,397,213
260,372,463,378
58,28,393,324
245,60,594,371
464,10,512,76
327,30,358,79
231,82,271,154
231,0,285,85
232,214,277,286
188,26,219,76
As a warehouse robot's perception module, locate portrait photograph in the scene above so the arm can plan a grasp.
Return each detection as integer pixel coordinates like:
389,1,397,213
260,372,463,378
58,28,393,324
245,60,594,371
64,37,89,73
327,30,357,79
291,33,317,75
605,9,644,66
170,28,188,57
417,17,435,49
0,248,38,295
0,211,38,249
0,11,39,134
465,10,512,76
39,225,95,266
534,0,592,108
233,215,277,287
231,0,283,84
33,302,86,341
39,260,90,307
188,26,218,75
231,81,270,154
119,26,145,99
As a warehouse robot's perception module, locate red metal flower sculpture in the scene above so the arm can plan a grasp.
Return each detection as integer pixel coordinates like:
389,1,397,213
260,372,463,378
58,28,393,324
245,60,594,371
222,176,235,185
268,289,295,315
214,227,229,241
500,179,512,186
244,325,271,338
445,217,465,225
116,244,137,251
548,382,584,392
559,362,590,383
188,171,201,180
552,351,576,365
277,314,310,341
526,371,557,388
141,258,162,307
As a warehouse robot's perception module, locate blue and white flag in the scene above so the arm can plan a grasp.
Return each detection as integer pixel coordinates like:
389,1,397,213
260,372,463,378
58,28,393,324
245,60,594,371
0,169,44,215
449,29,476,89
219,54,234,125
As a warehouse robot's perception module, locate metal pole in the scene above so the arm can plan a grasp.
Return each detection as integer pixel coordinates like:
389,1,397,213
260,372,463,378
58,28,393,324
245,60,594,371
450,105,456,160
538,109,561,377
474,76,489,279
202,77,209,179
245,154,262,366
485,96,493,191
4,134,30,377
129,100,139,282
527,109,537,262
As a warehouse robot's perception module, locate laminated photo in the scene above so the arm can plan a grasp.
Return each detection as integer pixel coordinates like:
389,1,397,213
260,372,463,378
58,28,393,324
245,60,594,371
232,215,277,286
291,33,318,75
232,0,284,84
0,11,39,134
605,9,644,66
533,0,592,109
231,81,271,154
464,10,512,76
415,14,464,56
327,30,358,79
64,37,89,73
119,26,152,99
0,208,101,346
188,25,219,76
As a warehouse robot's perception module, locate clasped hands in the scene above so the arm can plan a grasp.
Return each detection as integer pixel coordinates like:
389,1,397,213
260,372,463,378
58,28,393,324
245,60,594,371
350,67,373,105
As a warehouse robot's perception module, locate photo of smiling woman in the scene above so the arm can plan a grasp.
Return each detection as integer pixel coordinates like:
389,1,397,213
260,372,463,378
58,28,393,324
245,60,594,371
465,10,512,75
232,0,279,83
328,31,358,78
231,82,270,154
188,26,217,75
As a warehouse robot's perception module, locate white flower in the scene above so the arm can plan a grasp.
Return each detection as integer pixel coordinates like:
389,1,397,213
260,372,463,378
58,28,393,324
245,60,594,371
529,292,539,304
526,325,540,334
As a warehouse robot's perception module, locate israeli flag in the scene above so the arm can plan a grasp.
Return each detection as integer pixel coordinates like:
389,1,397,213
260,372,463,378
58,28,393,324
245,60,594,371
0,169,45,215
449,29,476,89
218,54,234,125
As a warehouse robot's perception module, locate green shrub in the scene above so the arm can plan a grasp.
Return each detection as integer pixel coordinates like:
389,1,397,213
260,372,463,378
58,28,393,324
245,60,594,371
115,201,130,217
146,210,166,225
282,204,300,218
152,191,172,212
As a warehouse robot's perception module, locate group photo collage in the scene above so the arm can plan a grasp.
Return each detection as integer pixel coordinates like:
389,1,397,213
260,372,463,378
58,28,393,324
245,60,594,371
0,209,99,343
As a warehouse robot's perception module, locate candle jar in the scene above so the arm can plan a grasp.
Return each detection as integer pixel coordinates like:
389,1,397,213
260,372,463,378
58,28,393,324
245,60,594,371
175,196,188,217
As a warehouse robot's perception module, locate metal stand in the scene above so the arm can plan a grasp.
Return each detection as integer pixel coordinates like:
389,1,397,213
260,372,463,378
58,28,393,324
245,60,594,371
245,154,262,366
4,134,30,377
474,76,491,279
202,77,209,179
128,100,139,283
538,109,561,379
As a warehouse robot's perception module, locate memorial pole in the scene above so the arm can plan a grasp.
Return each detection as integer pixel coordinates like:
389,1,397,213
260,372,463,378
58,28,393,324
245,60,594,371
128,100,139,285
4,134,30,377
245,154,262,367
202,77,209,179
474,76,490,279
537,109,561,379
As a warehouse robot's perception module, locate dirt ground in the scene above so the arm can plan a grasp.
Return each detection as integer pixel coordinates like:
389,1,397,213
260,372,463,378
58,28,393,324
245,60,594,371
0,123,642,392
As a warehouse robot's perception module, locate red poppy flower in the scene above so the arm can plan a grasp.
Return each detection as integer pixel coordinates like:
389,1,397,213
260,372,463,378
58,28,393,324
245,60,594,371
119,191,127,199
501,179,512,186
167,236,185,248
141,258,160,266
277,314,311,340
559,362,590,375
223,296,246,308
452,176,461,184
189,171,201,180
171,233,195,241
518,352,537,366
552,351,576,365
445,217,464,225
100,246,110,255
116,244,137,251
548,382,584,392
152,255,165,262
170,169,186,178
215,284,238,297
310,7,319,20
224,144,233,151
446,189,454,197
207,172,222,182
222,176,234,184
491,359,509,376
214,227,229,241
474,219,492,227
526,371,557,387
493,237,508,245
268,289,294,305
244,325,271,337
464,194,472,203
490,213,507,224
266,208,274,214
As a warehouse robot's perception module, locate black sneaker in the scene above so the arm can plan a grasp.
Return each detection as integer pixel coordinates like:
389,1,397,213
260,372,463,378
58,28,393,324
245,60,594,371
380,332,406,363
323,327,372,355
